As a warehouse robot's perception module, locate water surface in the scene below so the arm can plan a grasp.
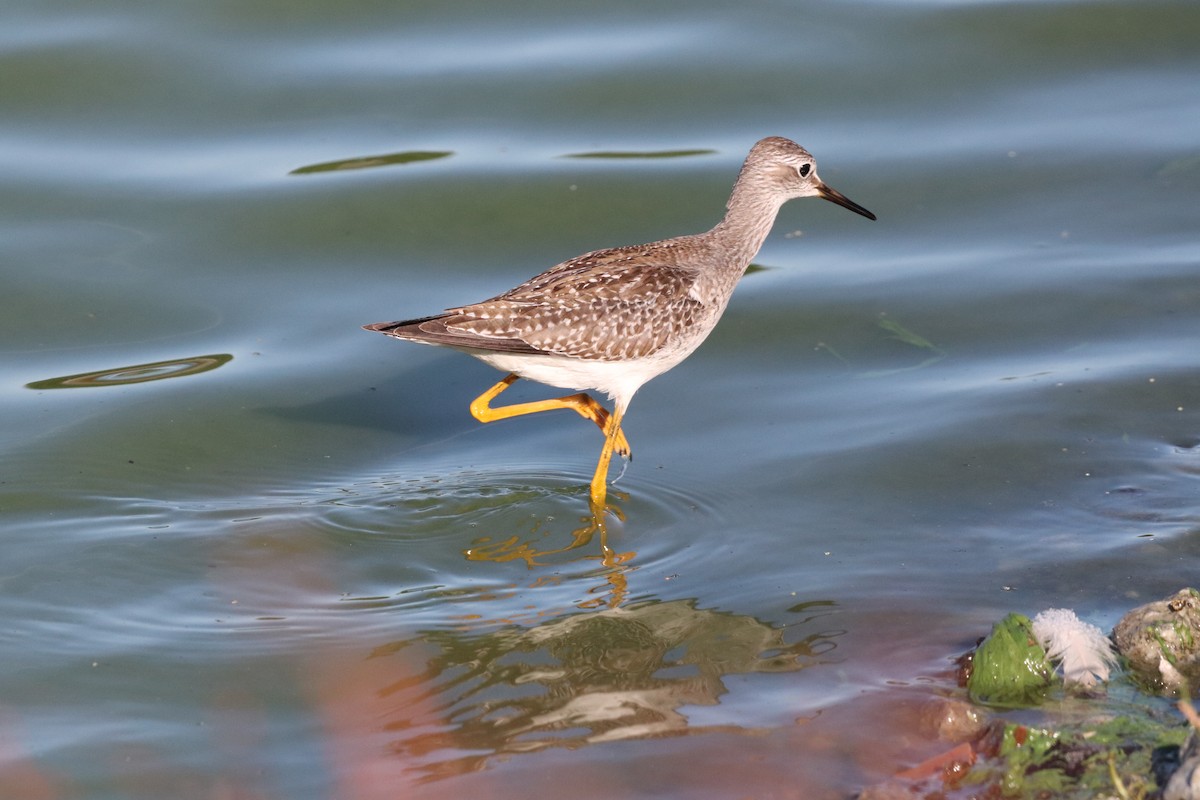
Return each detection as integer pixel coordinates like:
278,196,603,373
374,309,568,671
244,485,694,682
3,0,1200,797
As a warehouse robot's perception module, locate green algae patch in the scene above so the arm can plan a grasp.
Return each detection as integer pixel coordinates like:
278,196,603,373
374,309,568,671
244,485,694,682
968,613,1055,708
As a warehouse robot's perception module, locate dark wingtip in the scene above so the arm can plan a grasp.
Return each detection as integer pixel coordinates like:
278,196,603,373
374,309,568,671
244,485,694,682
363,315,448,334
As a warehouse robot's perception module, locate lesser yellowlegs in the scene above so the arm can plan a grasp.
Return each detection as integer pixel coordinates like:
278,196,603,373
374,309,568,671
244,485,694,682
365,136,875,509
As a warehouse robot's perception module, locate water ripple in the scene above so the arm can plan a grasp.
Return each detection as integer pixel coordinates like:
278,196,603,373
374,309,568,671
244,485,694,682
25,353,233,389
289,150,453,175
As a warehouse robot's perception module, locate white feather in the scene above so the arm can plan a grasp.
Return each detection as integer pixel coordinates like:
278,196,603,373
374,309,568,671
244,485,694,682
1032,608,1119,687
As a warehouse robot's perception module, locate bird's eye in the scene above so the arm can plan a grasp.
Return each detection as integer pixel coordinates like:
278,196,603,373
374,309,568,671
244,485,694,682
798,164,812,178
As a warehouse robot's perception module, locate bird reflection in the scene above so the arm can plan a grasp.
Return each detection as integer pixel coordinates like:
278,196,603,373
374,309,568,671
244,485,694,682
378,598,842,782
462,497,634,608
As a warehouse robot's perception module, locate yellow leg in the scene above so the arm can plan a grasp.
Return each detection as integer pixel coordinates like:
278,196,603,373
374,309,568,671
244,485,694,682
589,405,625,510
469,373,630,457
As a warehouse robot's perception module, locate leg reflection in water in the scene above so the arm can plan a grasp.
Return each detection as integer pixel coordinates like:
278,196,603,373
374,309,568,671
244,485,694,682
462,497,635,610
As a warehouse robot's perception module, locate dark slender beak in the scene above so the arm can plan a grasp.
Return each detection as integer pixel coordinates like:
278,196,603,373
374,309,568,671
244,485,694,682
817,182,876,221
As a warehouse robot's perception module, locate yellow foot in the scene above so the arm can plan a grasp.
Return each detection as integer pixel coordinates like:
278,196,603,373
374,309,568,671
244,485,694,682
612,428,632,460
589,406,627,512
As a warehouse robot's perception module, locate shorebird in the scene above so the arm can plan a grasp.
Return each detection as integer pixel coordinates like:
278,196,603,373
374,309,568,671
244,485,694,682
364,136,875,510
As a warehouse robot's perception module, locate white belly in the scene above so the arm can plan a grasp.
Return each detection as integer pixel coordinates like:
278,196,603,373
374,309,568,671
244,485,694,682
464,346,697,412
